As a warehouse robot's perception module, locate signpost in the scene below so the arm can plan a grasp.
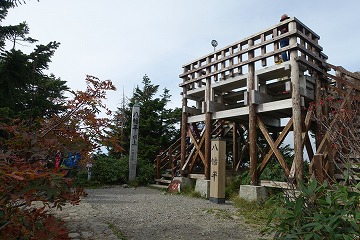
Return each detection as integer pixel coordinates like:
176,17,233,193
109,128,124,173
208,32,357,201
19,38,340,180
210,138,226,204
129,103,140,181
86,163,93,180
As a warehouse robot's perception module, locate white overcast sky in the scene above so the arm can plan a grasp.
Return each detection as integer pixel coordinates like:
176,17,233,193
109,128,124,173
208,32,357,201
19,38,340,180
4,0,360,112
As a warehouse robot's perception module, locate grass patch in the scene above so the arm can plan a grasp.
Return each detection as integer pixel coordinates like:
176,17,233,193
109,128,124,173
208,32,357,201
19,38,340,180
178,184,204,198
231,196,274,228
203,208,234,219
107,222,127,240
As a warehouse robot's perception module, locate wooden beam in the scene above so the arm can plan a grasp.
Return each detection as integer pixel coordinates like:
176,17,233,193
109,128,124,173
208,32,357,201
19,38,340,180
257,117,290,177
205,112,212,179
248,38,258,185
236,144,248,172
232,122,239,170
259,117,293,173
312,154,324,183
188,128,205,165
204,76,212,180
290,21,303,182
180,86,188,176
302,107,314,161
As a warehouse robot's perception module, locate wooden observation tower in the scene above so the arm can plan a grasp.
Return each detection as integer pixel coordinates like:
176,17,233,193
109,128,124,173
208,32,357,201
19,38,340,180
155,17,360,188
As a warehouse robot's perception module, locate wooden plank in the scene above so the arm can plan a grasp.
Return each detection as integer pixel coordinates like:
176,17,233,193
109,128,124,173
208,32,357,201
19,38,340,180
256,98,293,112
256,62,291,81
188,174,205,180
260,180,296,189
212,73,247,92
252,90,274,105
211,106,249,119
184,106,201,115
210,99,292,120
188,114,205,123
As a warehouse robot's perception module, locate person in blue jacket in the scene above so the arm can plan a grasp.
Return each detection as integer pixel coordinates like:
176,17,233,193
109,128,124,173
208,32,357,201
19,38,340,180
279,14,290,62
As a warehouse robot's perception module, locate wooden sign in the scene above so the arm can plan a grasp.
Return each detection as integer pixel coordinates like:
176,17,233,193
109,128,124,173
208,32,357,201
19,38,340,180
210,139,226,204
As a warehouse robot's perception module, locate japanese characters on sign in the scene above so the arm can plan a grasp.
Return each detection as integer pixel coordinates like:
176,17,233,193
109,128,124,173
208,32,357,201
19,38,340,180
129,104,140,181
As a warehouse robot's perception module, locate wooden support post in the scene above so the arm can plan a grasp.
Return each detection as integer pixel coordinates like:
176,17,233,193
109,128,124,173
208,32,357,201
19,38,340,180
314,72,323,148
232,122,239,170
180,86,188,176
313,154,324,183
289,21,303,183
205,77,212,180
248,38,258,185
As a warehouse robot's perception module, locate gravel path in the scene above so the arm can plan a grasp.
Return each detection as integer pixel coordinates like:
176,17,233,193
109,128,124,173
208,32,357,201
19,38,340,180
55,186,266,240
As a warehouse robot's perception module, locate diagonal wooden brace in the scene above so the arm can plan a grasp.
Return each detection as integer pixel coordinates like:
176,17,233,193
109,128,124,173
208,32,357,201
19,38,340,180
258,116,292,176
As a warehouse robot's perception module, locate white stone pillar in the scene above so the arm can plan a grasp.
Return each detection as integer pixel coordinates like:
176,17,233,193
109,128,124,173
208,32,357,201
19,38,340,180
129,103,140,181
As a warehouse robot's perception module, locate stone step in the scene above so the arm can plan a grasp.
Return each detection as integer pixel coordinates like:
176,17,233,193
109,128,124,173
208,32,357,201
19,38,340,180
149,184,169,190
161,173,173,178
155,178,172,184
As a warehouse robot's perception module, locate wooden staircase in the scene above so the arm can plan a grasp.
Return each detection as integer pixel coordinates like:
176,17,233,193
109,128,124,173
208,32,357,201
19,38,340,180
153,120,237,188
310,64,360,185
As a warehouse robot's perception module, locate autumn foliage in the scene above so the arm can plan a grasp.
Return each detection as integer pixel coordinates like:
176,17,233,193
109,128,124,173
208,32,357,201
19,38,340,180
0,76,115,239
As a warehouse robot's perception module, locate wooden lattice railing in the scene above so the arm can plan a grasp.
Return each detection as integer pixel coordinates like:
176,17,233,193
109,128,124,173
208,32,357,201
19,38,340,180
179,17,327,90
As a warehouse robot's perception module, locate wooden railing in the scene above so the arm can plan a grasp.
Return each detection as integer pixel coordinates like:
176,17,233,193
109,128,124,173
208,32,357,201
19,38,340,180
155,120,234,180
179,17,328,89
155,138,181,179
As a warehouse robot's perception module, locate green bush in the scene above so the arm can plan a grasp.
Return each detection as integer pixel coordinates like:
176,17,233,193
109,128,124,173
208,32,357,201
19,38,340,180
92,155,128,184
133,158,155,185
90,155,154,186
225,175,242,199
263,180,360,239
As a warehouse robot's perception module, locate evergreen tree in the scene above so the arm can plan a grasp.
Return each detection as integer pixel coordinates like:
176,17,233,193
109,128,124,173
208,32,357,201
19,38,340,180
0,1,68,119
108,75,181,162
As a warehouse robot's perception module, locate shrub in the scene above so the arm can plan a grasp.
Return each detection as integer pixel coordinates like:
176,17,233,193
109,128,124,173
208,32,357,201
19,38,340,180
132,157,155,185
91,155,154,186
92,155,128,184
263,180,360,239
225,175,242,199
